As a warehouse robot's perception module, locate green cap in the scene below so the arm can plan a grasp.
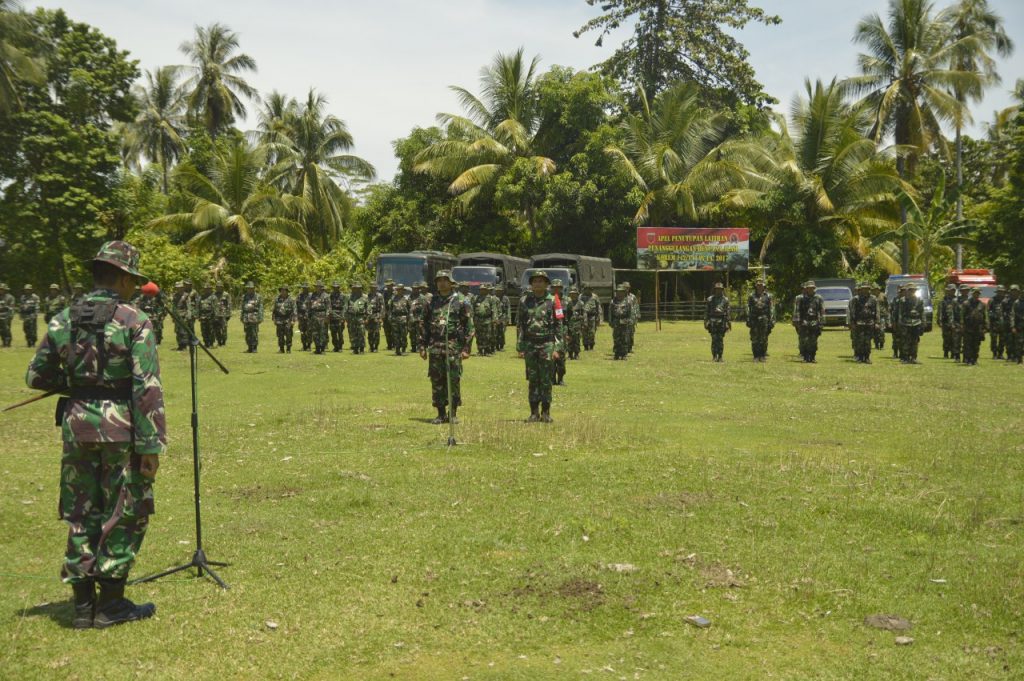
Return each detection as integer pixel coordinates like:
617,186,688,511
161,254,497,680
24,284,33,291
1009,284,1020,291
73,283,84,290
527,269,551,284
331,281,341,288
713,282,724,289
90,240,147,282
351,281,363,289
245,281,255,288
551,279,564,288
945,284,956,291
434,270,455,284
49,283,60,290
569,287,579,294
615,284,627,292
0,283,7,289
803,280,816,288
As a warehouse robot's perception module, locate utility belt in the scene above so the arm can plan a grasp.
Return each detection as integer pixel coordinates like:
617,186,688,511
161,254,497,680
524,334,555,343
55,382,131,426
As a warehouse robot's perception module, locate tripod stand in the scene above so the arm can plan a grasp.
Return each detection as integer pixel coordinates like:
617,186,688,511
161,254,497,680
131,299,230,589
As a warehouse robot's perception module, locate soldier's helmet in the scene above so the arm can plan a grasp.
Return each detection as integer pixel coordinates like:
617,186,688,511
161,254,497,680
351,281,364,289
551,279,564,288
569,287,580,295
183,279,192,286
958,284,970,290
245,281,255,289
972,287,982,295
331,281,341,288
0,282,7,290
203,282,212,290
803,280,816,288
945,283,956,291
174,281,184,288
384,279,395,286
856,282,869,290
996,285,1006,292
24,284,33,291
713,282,724,289
527,269,551,284
755,279,766,287
434,270,455,284
1010,284,1020,291
50,283,60,290
622,281,631,288
615,283,627,292
315,280,325,288
90,240,148,282
416,281,428,288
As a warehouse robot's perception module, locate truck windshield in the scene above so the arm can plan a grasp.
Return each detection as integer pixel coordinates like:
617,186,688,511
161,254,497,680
818,288,851,301
452,266,499,285
377,257,426,287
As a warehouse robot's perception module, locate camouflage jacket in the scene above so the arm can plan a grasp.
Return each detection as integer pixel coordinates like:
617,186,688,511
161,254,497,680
895,296,925,329
567,298,585,332
938,296,959,327
473,294,497,322
295,292,312,320
1010,298,1024,330
388,295,411,322
608,297,632,328
581,293,602,323
746,292,774,327
198,293,219,321
877,293,890,325
138,294,164,320
46,294,68,319
25,289,167,453
346,293,369,324
962,298,987,332
173,290,194,320
19,293,40,318
986,296,1004,327
704,294,731,330
308,291,330,320
421,291,474,355
216,291,232,319
367,291,385,323
272,295,297,324
328,291,348,321
0,292,15,320
498,295,511,324
849,294,879,327
626,292,639,322
240,293,263,324
793,293,825,328
517,292,564,352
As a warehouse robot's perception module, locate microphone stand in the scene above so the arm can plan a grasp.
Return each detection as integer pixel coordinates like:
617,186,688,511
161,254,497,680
131,293,231,589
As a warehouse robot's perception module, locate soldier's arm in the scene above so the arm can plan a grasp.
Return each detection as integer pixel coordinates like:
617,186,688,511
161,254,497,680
129,316,167,455
462,301,476,355
516,299,529,352
25,314,66,391
552,301,564,354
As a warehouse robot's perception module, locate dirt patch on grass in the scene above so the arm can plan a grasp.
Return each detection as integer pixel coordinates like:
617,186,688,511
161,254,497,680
557,578,605,611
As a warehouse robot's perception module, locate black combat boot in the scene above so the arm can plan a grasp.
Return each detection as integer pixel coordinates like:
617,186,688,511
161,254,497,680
430,406,447,425
528,402,540,423
540,403,552,423
71,580,96,630
93,578,155,629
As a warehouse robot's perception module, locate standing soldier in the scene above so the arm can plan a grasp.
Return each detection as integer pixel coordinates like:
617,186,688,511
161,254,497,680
622,281,639,353
295,283,313,351
409,282,431,352
1009,284,1024,364
704,282,731,362
215,282,231,347
1001,285,1017,362
389,285,411,355
366,284,384,353
138,285,164,345
172,281,192,351
896,284,925,364
890,285,905,360
198,284,219,347
937,284,959,360
45,284,67,324
793,281,825,363
25,240,164,629
485,284,503,355
849,282,880,363
550,280,568,383
495,284,511,351
581,284,601,351
272,285,296,353
308,281,330,354
517,270,562,422
382,279,395,351
420,271,474,424
566,287,585,360
473,283,495,356
608,284,631,360
746,279,774,362
328,281,347,352
872,283,888,350
183,280,199,341
987,285,1005,359
19,284,41,347
961,288,987,365
240,282,263,353
346,282,369,354
71,282,86,305
0,282,16,347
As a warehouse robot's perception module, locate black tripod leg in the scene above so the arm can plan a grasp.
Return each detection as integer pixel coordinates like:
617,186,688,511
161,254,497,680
129,562,195,585
199,562,229,589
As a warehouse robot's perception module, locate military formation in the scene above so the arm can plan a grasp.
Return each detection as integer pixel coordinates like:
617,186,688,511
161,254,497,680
937,283,1024,366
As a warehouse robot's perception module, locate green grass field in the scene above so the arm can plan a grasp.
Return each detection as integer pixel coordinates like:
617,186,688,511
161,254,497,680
1,321,1021,680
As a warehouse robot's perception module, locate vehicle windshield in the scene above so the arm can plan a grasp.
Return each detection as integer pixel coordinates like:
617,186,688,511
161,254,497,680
978,285,998,299
886,281,932,302
453,266,499,285
818,288,851,301
521,268,575,290
377,257,426,287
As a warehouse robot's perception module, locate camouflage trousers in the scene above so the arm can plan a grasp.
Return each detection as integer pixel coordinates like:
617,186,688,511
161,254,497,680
311,316,329,352
627,324,635,353
797,327,821,359
873,324,886,349
583,321,597,350
962,331,984,363
409,324,418,353
709,331,726,358
1010,329,1023,361
152,316,164,345
216,318,228,346
200,318,217,347
60,441,153,583
367,320,381,351
496,323,507,350
553,337,567,381
392,320,408,353
851,325,874,359
900,326,921,361
566,327,581,358
329,319,345,351
174,317,193,349
349,320,366,352
244,322,260,351
23,316,37,346
612,325,628,358
276,322,293,350
0,317,11,346
474,317,492,354
940,326,959,357
891,327,903,358
427,349,462,407
523,341,555,404
748,323,771,359
990,328,1003,357
384,318,394,350
298,317,311,350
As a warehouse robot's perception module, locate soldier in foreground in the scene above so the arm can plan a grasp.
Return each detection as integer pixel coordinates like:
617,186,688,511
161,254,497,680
328,281,347,352
296,283,313,351
420,271,473,424
896,285,925,364
346,282,369,354
849,282,880,363
0,282,14,347
20,284,40,347
240,282,263,353
793,281,824,363
517,270,562,422
608,284,631,360
704,282,731,362
746,279,774,362
961,288,987,366
45,284,67,324
937,284,960,360
215,282,231,347
272,285,296,353
25,240,165,629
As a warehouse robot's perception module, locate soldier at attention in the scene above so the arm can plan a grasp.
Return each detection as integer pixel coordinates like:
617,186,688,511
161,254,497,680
346,282,369,354
517,270,563,423
215,282,231,347
25,240,165,629
240,282,264,353
704,282,731,362
420,271,474,425
849,282,880,364
793,281,824,363
272,285,297,353
19,284,41,347
295,283,313,351
0,282,15,347
608,284,631,360
746,279,774,362
328,281,348,352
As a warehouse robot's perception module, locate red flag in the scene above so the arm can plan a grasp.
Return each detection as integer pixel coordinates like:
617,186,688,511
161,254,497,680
553,292,564,320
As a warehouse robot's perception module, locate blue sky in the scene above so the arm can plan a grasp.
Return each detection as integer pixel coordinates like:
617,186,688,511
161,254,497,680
34,0,1024,181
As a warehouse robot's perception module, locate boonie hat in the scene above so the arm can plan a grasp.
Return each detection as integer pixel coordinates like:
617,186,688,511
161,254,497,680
90,240,147,282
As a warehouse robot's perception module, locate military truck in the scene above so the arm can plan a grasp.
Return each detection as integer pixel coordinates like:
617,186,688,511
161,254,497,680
524,253,615,304
375,251,457,293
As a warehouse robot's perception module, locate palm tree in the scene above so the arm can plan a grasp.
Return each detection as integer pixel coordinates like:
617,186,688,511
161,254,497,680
0,0,43,114
179,22,257,139
605,82,738,226
126,66,187,193
415,48,555,246
266,89,375,252
843,0,983,272
941,0,1013,267
149,139,314,259
724,79,906,266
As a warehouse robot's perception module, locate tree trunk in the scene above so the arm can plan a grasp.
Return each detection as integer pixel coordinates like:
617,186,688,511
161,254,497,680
526,202,537,247
896,155,909,274
955,123,964,270
162,156,169,195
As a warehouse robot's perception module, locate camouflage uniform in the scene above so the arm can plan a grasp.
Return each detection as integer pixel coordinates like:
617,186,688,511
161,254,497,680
45,285,67,324
793,282,824,362
240,284,264,352
309,282,331,354
623,282,639,353
581,288,602,350
137,289,164,345
495,285,511,351
961,290,987,365
346,284,369,354
215,285,231,346
518,271,563,421
328,283,348,352
183,281,199,345
25,241,164,628
1002,288,1018,362
1009,286,1024,364
608,287,631,360
296,284,313,351
272,286,296,352
172,283,193,350
872,285,888,350
0,284,17,347
746,284,774,361
388,286,411,355
473,284,496,355
550,281,568,383
895,287,925,363
420,272,474,421
987,287,1005,359
19,285,41,347
566,289,585,360
704,283,731,361
408,283,431,352
366,287,384,352
198,287,219,347
937,286,960,360
382,280,395,350
848,284,880,363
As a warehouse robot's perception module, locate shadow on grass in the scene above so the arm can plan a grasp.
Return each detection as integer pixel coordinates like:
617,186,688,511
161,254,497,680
16,599,76,629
